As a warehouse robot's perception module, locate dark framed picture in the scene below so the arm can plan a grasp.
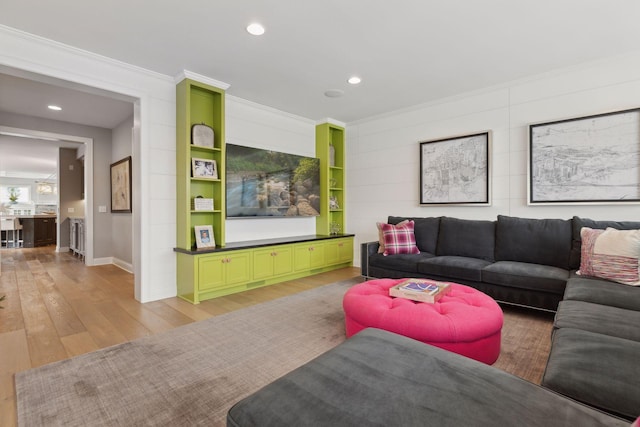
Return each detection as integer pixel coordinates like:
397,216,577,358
419,131,491,205
191,157,218,179
529,108,640,204
110,156,132,213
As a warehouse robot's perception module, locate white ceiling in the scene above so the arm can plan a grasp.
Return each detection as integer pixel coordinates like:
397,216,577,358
1,0,639,124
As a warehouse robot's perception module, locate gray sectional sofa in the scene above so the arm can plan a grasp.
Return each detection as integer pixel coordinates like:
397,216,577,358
360,214,640,421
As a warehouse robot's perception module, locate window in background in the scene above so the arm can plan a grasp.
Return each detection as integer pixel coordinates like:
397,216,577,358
0,186,31,203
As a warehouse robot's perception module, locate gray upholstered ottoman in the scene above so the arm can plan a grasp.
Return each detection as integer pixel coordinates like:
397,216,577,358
227,328,626,427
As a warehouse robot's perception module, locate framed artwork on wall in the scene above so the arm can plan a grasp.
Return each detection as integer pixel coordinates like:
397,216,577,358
529,108,640,205
110,156,132,213
419,131,491,205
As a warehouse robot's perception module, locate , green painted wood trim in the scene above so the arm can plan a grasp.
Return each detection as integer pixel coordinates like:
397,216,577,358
176,78,226,252
315,122,345,236
176,237,354,304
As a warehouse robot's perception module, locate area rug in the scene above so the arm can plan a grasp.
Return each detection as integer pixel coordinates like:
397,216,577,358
16,278,363,427
16,277,553,426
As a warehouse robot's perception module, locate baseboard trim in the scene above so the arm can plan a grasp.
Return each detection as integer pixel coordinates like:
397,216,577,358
112,257,134,274
90,256,134,274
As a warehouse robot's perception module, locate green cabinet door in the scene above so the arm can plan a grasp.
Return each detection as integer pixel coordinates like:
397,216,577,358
294,242,326,271
325,237,353,265
253,245,293,280
198,254,226,291
198,250,251,291
337,237,353,263
253,248,275,279
272,246,293,276
224,251,252,285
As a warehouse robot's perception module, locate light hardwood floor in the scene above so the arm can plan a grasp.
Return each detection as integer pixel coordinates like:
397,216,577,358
0,246,361,427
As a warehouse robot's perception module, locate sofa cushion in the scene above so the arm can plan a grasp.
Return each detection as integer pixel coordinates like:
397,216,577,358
228,328,627,427
554,300,640,342
436,217,495,261
482,261,569,294
379,220,420,255
376,220,408,254
389,216,440,254
542,327,640,421
564,277,640,311
495,215,572,269
570,216,640,269
418,256,491,282
368,252,434,274
577,227,640,286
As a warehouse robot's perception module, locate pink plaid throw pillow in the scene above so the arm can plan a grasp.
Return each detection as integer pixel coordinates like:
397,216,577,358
380,220,420,256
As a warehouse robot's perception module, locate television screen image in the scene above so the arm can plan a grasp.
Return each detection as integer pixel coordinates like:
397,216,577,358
226,144,321,218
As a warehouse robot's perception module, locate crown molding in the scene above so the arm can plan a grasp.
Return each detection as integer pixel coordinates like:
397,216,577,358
0,25,173,84
175,70,230,90
316,117,346,127
226,94,315,124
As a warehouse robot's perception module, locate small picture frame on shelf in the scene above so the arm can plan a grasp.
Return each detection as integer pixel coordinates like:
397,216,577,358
194,225,215,249
192,196,214,211
192,158,218,179
191,123,214,148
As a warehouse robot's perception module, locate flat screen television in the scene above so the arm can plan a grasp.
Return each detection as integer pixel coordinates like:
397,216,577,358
226,144,321,218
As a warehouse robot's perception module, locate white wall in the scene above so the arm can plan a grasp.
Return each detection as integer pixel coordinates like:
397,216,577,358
347,50,640,267
224,96,317,243
112,115,134,269
1,25,176,302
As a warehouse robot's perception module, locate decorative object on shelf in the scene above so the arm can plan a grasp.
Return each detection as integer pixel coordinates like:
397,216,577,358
329,196,340,210
110,156,132,213
192,196,214,211
329,144,336,167
192,158,218,179
329,178,337,188
191,123,214,148
329,222,341,235
529,107,640,205
194,225,216,249
420,131,491,205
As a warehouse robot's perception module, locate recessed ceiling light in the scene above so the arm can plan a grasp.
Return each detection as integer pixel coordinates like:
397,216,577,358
348,76,361,85
324,89,344,98
246,23,265,36
48,105,62,111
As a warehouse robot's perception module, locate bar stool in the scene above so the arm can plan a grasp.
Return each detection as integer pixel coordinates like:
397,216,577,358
0,217,17,248
13,217,23,247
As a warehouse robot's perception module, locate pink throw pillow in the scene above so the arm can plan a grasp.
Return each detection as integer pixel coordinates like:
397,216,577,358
578,227,640,286
380,220,420,256
376,220,409,254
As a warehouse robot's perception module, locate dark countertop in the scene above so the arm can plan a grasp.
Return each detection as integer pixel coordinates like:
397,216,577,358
174,233,355,255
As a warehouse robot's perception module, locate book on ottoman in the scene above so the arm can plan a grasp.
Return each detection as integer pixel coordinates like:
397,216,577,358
389,279,451,303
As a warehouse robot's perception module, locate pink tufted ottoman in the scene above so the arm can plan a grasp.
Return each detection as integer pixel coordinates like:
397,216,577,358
343,278,503,364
